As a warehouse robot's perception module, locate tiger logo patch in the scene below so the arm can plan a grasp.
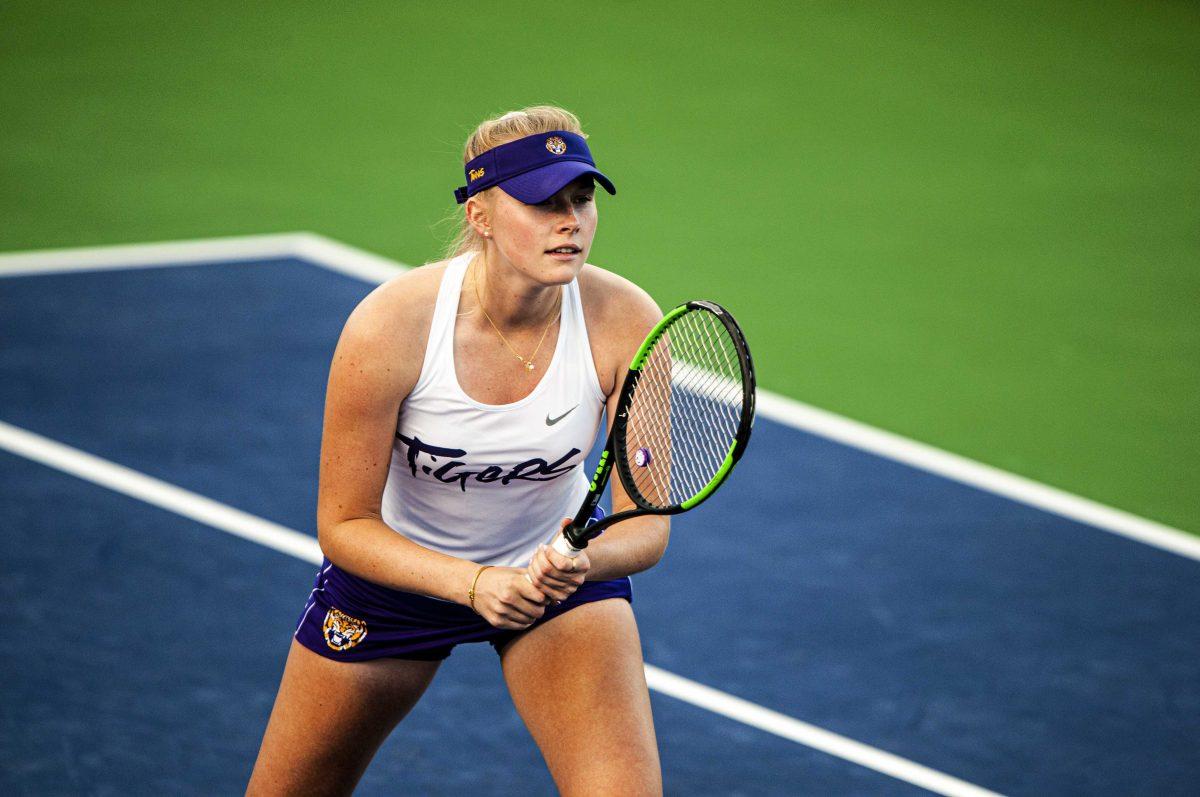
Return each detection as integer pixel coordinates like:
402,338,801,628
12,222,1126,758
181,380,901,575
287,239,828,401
323,607,368,651
545,136,567,155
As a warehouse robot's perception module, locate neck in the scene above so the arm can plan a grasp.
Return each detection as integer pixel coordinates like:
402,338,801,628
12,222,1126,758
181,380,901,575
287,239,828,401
470,245,561,328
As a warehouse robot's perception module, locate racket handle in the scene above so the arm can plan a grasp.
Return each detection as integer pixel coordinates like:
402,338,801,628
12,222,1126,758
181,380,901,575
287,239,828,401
552,533,584,559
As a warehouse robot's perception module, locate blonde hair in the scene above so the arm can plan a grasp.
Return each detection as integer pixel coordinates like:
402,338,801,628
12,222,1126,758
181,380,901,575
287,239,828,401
443,105,589,259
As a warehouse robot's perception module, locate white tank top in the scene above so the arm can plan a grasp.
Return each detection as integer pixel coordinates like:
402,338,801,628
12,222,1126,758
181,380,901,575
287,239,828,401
380,252,606,567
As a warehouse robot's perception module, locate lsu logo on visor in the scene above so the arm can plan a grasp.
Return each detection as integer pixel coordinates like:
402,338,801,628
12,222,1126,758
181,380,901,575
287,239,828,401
468,167,485,181
545,136,567,155
323,607,368,651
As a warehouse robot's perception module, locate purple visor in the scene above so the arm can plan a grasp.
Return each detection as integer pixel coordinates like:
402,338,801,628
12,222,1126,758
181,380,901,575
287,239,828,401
453,130,616,205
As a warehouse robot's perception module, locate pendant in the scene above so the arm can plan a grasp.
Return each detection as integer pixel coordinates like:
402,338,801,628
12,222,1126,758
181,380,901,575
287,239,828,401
525,362,535,372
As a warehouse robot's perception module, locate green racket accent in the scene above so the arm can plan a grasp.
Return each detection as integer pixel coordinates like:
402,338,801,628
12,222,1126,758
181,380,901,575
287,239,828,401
588,449,610,492
630,304,689,370
680,440,738,510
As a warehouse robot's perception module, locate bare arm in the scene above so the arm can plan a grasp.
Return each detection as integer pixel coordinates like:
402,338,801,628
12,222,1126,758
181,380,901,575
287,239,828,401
526,272,669,590
583,310,671,582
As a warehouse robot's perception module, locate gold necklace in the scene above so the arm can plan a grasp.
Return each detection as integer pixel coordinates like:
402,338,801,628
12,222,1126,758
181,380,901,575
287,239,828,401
472,255,561,373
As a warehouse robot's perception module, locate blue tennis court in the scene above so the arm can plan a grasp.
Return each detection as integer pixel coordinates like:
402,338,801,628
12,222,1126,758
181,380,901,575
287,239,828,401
3,238,1198,795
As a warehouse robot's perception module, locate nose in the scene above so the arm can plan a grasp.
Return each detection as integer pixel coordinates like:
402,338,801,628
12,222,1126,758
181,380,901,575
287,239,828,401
557,203,580,232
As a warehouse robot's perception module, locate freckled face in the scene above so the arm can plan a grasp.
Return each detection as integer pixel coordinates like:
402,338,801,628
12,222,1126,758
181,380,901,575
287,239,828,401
488,176,597,285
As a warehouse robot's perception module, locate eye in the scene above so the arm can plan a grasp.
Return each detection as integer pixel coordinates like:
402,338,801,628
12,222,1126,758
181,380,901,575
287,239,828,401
574,194,594,205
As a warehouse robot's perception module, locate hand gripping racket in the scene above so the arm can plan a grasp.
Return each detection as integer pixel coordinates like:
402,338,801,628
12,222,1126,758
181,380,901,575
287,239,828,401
551,299,756,558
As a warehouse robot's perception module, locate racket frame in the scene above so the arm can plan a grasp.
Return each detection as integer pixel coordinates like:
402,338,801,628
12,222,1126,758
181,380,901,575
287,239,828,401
555,300,755,555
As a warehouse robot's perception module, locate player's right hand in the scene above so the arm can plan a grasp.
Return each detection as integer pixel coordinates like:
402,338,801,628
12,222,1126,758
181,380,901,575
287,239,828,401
471,566,550,630
525,530,589,603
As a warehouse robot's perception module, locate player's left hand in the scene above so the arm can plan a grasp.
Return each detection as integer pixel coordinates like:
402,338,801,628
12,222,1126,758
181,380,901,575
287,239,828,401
525,517,590,602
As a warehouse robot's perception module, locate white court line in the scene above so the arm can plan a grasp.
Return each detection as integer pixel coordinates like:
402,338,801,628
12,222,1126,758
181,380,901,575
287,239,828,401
0,420,1001,797
0,421,321,565
0,233,306,277
645,666,1001,797
1,232,1193,561
754,393,1200,562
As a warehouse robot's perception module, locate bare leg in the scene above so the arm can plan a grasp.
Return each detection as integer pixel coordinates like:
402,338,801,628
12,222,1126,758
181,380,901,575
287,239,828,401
500,599,661,796
246,639,441,796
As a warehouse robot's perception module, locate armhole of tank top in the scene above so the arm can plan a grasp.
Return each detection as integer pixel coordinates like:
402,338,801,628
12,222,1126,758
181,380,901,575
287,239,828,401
409,253,468,399
569,276,607,405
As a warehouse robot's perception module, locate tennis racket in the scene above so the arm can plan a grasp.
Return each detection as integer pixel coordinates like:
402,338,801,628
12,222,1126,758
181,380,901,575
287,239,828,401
551,299,756,558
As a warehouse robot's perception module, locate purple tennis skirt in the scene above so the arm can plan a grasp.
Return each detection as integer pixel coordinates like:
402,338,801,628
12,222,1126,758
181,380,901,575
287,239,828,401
294,556,632,663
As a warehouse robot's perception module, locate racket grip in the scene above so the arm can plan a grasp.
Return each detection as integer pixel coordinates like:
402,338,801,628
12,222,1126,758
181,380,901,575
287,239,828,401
552,533,584,559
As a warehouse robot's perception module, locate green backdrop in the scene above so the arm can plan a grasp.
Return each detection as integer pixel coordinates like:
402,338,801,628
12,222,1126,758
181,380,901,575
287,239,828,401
3,1,1197,533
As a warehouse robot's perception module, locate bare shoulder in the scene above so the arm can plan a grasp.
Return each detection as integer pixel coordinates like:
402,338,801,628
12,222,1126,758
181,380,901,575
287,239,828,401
578,263,662,333
577,263,664,394
332,261,449,399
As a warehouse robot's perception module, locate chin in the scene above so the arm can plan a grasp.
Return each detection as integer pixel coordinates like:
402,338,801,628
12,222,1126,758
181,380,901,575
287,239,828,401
538,255,586,283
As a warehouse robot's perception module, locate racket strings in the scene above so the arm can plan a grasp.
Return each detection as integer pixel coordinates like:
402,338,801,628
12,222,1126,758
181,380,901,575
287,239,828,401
623,309,747,509
624,348,673,506
649,331,740,502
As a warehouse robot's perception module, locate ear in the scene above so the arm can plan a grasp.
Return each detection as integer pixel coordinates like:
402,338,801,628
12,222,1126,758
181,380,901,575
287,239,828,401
465,193,492,239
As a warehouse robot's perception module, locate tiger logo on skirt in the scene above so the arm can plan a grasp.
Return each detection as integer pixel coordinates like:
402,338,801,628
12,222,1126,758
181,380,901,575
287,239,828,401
323,607,368,651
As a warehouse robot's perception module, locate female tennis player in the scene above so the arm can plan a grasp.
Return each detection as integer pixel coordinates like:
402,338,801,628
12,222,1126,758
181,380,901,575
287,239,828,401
247,106,667,795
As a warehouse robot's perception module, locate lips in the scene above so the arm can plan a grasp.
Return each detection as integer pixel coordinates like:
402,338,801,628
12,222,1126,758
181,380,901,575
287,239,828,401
545,245,582,254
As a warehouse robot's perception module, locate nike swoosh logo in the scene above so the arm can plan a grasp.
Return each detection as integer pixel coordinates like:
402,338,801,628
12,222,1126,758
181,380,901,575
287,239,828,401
546,405,579,426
